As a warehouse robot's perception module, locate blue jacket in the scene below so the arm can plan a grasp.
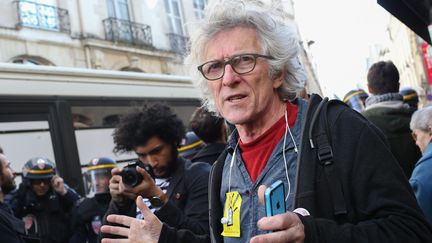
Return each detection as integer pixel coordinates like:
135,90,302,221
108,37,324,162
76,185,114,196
410,143,432,225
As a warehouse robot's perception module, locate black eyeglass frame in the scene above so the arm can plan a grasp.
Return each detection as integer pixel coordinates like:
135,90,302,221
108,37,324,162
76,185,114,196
197,53,274,81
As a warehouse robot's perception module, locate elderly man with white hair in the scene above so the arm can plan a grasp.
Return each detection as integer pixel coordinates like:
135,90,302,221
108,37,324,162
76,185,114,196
410,106,432,225
100,1,432,243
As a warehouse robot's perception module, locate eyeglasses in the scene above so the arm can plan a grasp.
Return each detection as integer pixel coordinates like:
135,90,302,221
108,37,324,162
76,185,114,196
31,179,51,185
197,53,274,81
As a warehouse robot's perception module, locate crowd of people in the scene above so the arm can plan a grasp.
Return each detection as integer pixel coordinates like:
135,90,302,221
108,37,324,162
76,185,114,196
1,0,432,243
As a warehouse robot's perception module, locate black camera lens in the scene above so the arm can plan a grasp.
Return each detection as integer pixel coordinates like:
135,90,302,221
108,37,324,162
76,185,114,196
121,161,154,187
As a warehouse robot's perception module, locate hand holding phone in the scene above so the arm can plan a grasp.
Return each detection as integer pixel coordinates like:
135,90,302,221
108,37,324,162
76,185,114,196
264,180,286,217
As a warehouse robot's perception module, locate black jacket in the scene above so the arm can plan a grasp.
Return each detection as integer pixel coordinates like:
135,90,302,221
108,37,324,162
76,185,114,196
207,95,432,243
101,158,211,241
362,103,421,177
8,183,80,243
0,201,26,243
69,193,111,243
191,143,227,165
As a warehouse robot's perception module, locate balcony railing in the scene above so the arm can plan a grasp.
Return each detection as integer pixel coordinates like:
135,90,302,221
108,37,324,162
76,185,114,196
167,33,189,55
103,18,153,47
15,0,70,33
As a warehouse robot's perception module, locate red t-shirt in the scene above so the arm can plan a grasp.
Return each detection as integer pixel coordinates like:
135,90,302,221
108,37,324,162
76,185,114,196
239,103,298,182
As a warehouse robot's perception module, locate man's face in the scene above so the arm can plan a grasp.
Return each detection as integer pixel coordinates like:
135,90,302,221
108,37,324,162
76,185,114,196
134,136,175,178
0,155,16,194
204,27,283,125
412,128,432,154
31,178,51,196
94,174,110,194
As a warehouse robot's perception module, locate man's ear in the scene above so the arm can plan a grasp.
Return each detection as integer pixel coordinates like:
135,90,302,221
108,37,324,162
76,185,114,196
367,84,373,94
272,70,284,89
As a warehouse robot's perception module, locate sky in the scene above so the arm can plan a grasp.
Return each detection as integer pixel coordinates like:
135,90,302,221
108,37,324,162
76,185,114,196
293,0,391,99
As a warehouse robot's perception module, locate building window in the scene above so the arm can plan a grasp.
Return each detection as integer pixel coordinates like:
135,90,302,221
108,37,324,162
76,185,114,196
164,0,184,36
106,0,130,20
165,0,189,54
193,0,206,20
17,0,70,33
10,56,53,66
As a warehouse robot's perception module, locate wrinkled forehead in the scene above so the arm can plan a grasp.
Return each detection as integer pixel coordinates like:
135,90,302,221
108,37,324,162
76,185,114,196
203,26,262,60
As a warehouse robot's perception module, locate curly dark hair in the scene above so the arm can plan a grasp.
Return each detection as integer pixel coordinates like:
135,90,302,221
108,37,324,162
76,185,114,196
367,61,400,95
113,103,185,153
189,107,225,143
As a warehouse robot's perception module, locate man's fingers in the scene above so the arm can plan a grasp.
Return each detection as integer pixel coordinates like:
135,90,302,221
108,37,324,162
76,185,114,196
106,214,134,227
258,185,267,206
256,212,299,231
250,221,305,243
136,166,152,180
101,238,129,243
111,167,122,176
100,224,130,237
136,196,153,219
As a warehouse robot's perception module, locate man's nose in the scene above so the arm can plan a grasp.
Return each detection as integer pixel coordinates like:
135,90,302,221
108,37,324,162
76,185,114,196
221,64,238,86
141,154,156,166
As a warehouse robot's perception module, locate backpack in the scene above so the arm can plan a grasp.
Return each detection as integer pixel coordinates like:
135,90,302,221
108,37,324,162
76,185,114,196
208,94,348,242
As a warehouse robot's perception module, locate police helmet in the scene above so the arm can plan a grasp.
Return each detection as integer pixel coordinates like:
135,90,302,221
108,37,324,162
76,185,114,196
83,157,116,196
400,87,419,110
178,131,205,159
22,157,56,180
343,89,368,112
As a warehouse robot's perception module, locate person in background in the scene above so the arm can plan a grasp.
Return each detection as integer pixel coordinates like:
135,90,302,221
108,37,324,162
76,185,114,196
0,153,25,243
342,89,368,112
70,157,117,243
400,87,420,111
409,106,432,225
100,103,211,241
189,107,227,165
362,60,421,178
8,157,80,243
178,131,206,160
99,1,432,242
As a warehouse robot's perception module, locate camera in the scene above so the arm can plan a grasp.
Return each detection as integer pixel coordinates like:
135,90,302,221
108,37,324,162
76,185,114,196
121,160,155,187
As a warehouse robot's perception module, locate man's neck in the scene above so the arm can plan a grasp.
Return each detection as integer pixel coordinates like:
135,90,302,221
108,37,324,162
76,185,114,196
236,101,286,143
0,191,4,203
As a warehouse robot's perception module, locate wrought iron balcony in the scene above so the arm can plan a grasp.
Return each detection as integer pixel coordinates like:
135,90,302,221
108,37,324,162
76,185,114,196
103,18,153,47
167,33,190,55
15,0,70,33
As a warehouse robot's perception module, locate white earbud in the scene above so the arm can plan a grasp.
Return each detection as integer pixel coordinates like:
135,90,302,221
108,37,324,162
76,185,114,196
220,217,229,224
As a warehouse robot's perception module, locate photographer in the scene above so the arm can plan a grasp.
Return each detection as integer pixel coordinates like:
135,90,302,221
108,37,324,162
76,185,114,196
100,103,211,240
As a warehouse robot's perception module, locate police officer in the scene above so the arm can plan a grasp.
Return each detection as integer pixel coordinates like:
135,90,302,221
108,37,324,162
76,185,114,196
342,89,369,112
178,131,206,160
70,157,116,243
8,157,80,243
400,87,419,111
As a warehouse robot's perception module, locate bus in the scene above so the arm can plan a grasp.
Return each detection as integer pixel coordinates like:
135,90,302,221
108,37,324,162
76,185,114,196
0,63,201,194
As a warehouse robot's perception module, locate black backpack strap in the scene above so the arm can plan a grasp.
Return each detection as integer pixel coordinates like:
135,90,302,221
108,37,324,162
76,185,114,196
309,97,347,216
208,150,228,243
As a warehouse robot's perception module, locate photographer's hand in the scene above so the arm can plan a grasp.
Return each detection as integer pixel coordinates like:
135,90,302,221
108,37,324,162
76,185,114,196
131,166,165,200
110,167,136,202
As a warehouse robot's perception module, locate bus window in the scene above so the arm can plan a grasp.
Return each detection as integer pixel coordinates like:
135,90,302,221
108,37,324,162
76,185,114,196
0,120,56,185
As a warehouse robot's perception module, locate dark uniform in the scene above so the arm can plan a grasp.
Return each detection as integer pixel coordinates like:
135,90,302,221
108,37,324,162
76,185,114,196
0,201,26,243
70,157,116,243
8,157,80,243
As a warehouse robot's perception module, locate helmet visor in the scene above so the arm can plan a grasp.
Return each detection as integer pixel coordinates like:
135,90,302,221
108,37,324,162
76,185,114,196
83,169,112,197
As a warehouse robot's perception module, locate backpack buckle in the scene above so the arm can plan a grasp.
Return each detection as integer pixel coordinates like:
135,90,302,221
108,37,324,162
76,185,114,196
317,146,333,165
